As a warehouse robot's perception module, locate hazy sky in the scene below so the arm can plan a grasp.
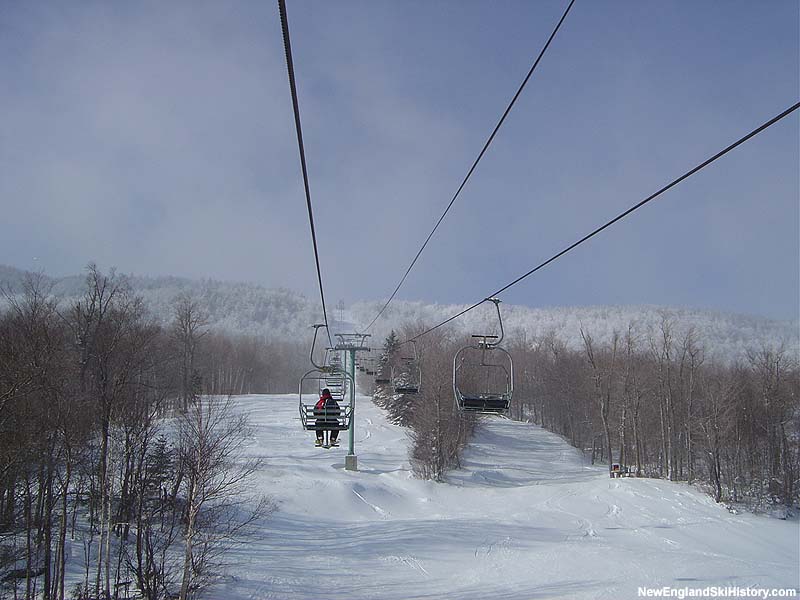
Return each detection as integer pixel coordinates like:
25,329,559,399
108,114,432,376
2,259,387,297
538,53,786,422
1,1,798,321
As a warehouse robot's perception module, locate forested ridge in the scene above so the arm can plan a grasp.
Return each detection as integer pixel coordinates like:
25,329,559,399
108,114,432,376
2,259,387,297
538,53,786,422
2,265,796,364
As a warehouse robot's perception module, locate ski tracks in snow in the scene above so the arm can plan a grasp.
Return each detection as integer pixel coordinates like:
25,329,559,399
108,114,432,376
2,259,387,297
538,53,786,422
379,554,430,577
352,486,388,518
220,395,799,600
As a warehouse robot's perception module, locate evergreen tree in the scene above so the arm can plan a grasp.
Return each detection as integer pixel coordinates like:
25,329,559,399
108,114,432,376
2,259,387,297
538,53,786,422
379,330,400,370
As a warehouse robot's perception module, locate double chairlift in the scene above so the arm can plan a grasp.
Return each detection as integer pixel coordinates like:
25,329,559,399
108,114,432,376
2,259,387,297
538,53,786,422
391,340,421,395
374,298,511,414
374,356,390,385
453,298,513,415
372,342,421,395
298,325,353,434
364,359,376,376
300,295,513,439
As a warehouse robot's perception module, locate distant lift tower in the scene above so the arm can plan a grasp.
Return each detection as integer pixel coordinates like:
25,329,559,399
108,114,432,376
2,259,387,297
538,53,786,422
334,333,371,471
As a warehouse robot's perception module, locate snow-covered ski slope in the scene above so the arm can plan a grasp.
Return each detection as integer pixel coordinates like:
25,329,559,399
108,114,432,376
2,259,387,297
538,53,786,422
219,395,798,600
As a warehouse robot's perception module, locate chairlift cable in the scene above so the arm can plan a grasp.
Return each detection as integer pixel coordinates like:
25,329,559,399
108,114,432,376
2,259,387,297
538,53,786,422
401,101,800,345
278,0,333,347
362,0,577,333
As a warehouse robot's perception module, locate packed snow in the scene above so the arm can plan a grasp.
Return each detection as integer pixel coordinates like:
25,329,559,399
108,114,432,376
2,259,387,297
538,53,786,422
211,395,799,600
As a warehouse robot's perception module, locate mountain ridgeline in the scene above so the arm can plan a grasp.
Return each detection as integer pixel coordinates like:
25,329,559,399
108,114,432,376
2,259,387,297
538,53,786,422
1,265,796,364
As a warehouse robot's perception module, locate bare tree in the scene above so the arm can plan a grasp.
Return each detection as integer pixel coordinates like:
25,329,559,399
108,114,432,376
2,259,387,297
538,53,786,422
176,395,272,600
581,327,619,477
649,316,679,480
747,344,798,505
698,365,738,502
171,295,208,411
677,329,703,482
406,331,474,481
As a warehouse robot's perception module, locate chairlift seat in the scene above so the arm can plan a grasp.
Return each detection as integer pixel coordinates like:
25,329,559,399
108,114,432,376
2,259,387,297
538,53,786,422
457,393,510,413
394,386,419,395
299,404,352,431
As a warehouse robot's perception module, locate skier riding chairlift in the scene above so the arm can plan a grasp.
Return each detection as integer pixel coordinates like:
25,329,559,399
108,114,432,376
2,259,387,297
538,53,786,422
314,388,341,447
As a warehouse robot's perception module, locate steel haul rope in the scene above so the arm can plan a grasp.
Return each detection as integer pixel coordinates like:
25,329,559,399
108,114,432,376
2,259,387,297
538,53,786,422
363,0,577,332
278,0,333,345
401,101,800,345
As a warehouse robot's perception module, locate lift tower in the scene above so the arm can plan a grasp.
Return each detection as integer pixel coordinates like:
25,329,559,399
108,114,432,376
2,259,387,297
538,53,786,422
334,333,371,471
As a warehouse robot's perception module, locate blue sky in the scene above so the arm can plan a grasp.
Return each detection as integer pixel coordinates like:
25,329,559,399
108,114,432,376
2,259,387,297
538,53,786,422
1,1,798,320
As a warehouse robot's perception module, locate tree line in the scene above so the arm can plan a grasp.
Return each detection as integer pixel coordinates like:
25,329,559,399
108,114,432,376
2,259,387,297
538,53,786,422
510,320,798,508
0,267,277,600
374,320,799,509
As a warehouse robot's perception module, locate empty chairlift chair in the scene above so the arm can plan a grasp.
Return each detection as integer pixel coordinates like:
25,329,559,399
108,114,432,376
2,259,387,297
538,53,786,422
363,358,376,376
321,372,345,400
453,298,513,414
391,340,421,395
319,348,348,399
374,362,390,385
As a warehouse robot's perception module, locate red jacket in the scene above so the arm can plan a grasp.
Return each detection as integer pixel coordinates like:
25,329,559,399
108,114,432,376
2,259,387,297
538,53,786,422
315,391,332,411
